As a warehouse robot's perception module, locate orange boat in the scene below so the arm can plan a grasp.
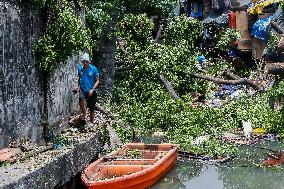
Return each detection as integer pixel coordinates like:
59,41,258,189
81,143,179,189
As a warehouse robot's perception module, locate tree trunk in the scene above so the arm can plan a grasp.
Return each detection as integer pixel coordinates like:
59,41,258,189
190,73,262,90
221,70,240,80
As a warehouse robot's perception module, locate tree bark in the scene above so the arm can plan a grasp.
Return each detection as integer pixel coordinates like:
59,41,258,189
117,37,128,54
190,73,262,90
221,70,240,80
271,21,284,34
264,63,284,77
157,74,179,100
154,17,165,43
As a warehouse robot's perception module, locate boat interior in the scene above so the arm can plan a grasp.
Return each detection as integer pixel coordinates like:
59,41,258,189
83,144,178,181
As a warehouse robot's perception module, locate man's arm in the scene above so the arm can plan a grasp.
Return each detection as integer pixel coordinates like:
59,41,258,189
89,76,99,95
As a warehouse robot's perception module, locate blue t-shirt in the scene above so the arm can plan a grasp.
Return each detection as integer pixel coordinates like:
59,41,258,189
78,64,99,94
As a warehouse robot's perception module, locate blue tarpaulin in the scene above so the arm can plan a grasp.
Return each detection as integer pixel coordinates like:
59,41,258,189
251,16,273,41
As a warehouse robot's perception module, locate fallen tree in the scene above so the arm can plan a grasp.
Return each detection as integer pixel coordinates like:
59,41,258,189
190,73,262,91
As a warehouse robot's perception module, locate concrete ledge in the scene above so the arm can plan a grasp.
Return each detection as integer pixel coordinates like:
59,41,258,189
0,130,103,189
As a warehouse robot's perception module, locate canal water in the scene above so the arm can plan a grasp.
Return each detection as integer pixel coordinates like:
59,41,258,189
149,141,284,189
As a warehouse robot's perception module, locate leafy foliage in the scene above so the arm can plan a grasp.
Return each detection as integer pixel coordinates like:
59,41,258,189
163,15,203,48
112,11,284,157
33,1,91,74
281,2,284,14
267,31,281,55
113,14,239,157
121,0,177,16
217,28,241,51
117,14,154,46
86,2,112,47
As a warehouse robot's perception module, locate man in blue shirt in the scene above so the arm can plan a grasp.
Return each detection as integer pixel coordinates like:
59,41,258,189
75,53,99,124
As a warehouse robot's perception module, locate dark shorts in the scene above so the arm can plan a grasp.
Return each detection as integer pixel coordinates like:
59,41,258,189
79,91,97,111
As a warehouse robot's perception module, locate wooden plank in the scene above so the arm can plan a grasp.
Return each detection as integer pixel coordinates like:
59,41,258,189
252,37,266,59
98,164,150,177
258,13,273,19
239,30,251,40
238,39,252,50
102,159,156,165
236,11,249,30
238,30,252,50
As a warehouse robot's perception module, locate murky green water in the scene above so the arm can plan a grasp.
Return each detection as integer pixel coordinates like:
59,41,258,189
150,141,284,189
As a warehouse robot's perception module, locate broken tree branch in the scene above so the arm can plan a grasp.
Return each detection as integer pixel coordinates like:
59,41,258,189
271,21,284,35
154,17,165,43
264,63,284,78
190,73,262,90
156,74,179,100
221,70,240,80
117,37,128,54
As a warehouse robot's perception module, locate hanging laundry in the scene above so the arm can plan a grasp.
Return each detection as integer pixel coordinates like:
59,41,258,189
198,3,203,17
212,0,219,9
194,2,199,14
229,12,236,29
212,0,225,9
224,0,231,8
190,2,203,18
218,0,225,9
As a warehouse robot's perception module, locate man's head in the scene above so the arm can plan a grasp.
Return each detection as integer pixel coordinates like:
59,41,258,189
81,53,91,69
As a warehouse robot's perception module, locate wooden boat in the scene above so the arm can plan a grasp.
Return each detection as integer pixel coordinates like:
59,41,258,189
262,152,284,167
81,143,179,189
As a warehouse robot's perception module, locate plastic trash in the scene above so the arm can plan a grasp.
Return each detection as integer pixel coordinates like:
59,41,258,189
197,54,206,64
208,99,222,108
192,135,209,145
53,143,63,150
242,121,252,138
230,90,241,98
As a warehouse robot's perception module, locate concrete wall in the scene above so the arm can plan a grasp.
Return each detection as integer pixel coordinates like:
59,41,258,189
0,1,82,149
47,56,79,136
0,1,44,148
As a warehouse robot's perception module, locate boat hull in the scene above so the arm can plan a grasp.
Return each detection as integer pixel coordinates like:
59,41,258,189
81,143,179,189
